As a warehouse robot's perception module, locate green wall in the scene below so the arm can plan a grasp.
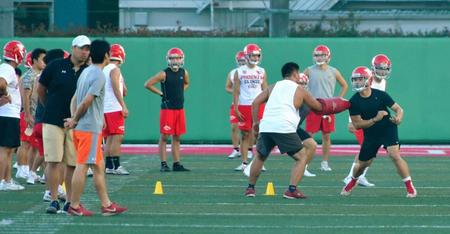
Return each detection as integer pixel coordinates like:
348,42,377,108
5,37,449,143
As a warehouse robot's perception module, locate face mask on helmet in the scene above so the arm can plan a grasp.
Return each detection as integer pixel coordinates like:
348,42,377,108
313,53,329,65
167,56,184,69
351,76,370,92
246,53,261,65
373,66,391,79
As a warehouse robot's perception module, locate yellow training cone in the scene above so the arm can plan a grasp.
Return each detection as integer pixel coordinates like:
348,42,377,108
153,181,164,195
264,182,276,196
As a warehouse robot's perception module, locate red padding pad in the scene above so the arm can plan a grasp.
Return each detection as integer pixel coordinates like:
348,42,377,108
314,97,351,115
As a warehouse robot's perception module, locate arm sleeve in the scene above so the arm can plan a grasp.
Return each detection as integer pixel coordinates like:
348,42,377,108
382,91,395,108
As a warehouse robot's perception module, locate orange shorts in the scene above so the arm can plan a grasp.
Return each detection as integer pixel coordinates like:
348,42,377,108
305,112,335,134
73,130,103,165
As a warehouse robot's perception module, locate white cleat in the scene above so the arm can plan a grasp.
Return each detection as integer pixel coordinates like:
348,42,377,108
320,161,332,171
227,150,241,159
113,166,130,175
15,168,29,179
304,168,316,177
58,185,67,201
13,162,18,169
39,174,46,184
105,168,115,174
26,171,40,185
358,177,375,187
234,163,247,171
4,180,25,191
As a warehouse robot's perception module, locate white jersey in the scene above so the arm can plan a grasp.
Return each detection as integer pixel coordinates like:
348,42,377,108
237,65,265,105
371,78,386,91
103,63,124,113
0,63,21,118
259,80,300,133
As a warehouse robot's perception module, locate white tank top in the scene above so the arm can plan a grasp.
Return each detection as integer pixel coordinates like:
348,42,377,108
103,64,124,113
371,78,386,91
259,80,300,133
229,68,237,84
237,65,265,105
0,63,21,118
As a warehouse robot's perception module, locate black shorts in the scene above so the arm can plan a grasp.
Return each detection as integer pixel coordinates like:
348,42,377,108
256,132,303,159
296,128,311,141
0,116,20,148
359,124,399,161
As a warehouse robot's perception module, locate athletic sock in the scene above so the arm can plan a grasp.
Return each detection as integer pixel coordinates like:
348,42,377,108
112,156,120,169
105,157,113,169
288,185,297,192
248,184,255,189
233,147,239,152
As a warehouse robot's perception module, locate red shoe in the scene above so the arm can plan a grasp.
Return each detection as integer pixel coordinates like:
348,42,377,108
245,188,255,197
341,177,358,196
68,204,93,216
405,180,417,198
283,189,307,199
101,202,128,216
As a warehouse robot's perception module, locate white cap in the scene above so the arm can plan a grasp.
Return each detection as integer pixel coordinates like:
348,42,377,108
72,35,91,47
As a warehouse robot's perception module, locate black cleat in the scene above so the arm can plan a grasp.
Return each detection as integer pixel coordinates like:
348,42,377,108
160,164,171,172
46,200,60,214
173,164,190,172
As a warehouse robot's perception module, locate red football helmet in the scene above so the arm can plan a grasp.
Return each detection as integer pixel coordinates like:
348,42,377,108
63,50,70,59
3,40,26,65
371,54,391,79
298,73,309,89
235,51,246,66
110,44,126,63
313,45,331,65
24,52,32,68
166,47,184,69
351,66,373,92
243,43,262,65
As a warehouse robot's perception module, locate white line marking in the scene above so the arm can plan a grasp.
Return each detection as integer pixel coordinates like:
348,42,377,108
427,150,446,155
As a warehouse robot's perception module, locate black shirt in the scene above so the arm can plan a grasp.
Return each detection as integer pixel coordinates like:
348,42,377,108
39,57,88,127
349,88,395,137
161,67,185,109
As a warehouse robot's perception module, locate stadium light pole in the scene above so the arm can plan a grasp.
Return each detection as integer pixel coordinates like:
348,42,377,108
210,0,214,31
269,0,289,37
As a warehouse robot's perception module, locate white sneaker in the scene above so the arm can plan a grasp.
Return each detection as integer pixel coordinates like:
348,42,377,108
13,162,18,169
86,167,93,177
4,180,25,190
58,185,66,201
304,168,316,177
320,161,332,171
113,166,130,175
15,167,28,179
227,149,241,159
358,177,375,187
43,190,51,202
26,171,39,185
234,163,247,171
247,151,253,160
105,168,115,174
